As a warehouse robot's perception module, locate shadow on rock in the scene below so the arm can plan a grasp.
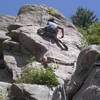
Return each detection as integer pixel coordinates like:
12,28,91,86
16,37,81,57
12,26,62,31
37,31,68,51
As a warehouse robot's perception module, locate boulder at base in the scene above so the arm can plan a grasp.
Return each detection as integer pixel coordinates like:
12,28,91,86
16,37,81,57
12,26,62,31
10,83,65,100
72,63,100,100
66,45,100,100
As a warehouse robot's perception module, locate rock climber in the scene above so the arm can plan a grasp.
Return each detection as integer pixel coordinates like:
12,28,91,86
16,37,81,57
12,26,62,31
37,18,68,50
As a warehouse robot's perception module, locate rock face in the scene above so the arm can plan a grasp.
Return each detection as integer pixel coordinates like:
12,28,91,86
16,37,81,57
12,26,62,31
72,63,100,100
0,82,11,100
4,5,82,81
11,84,55,100
10,83,68,100
0,15,15,67
0,15,15,56
0,5,100,100
0,32,11,59
0,15,14,99
0,15,15,32
66,45,100,100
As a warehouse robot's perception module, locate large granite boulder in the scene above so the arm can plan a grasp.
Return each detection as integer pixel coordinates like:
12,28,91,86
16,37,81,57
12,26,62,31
0,15,15,55
3,5,82,82
66,45,100,100
0,15,15,99
15,5,67,26
0,15,15,68
0,15,15,32
3,40,31,80
8,5,82,63
0,5,100,100
10,83,64,100
72,62,100,100
0,31,11,59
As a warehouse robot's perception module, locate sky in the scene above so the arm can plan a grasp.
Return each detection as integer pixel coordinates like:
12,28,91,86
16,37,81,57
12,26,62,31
0,0,100,21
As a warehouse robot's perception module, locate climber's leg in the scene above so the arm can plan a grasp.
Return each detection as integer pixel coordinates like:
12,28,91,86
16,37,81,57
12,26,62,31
58,39,68,50
52,34,68,50
51,34,64,49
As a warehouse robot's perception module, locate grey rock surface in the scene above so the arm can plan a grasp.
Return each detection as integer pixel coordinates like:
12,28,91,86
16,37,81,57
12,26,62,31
0,15,15,32
0,31,11,41
4,5,82,82
3,50,30,80
11,83,55,100
0,15,15,61
0,82,11,90
72,45,100,86
16,5,66,26
0,82,11,100
0,5,100,100
0,31,11,58
66,45,100,100
72,63,100,100
11,83,68,100
0,68,12,82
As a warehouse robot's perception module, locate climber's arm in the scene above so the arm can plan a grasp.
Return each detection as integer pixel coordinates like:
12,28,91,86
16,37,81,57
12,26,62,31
57,26,64,38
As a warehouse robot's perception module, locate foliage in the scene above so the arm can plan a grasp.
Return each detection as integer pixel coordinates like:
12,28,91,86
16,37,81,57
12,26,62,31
77,27,88,35
48,63,59,70
27,56,36,64
71,7,98,28
77,22,100,48
16,67,59,86
80,36,88,49
88,22,100,35
48,8,56,16
85,35,100,45
48,8,62,19
96,53,100,61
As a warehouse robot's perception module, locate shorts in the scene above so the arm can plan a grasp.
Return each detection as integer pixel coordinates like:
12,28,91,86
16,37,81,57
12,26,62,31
42,27,57,38
44,27,57,34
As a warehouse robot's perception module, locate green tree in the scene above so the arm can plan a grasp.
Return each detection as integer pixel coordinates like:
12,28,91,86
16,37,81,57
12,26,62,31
85,22,100,45
88,22,100,35
71,8,98,28
78,22,100,48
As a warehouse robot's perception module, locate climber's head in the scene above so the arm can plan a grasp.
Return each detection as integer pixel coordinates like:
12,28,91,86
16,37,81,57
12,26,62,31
48,18,55,22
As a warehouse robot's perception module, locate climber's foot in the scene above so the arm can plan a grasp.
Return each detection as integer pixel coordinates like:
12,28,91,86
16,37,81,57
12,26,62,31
63,44,68,51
